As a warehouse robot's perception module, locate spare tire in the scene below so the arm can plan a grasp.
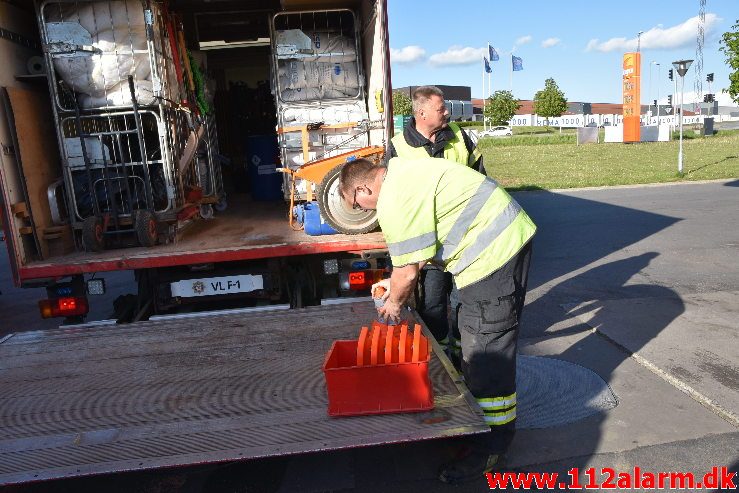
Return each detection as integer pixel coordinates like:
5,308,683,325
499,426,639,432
316,163,378,234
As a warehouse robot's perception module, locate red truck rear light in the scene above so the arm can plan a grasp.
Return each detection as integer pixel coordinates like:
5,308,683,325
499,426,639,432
347,269,385,291
39,297,89,319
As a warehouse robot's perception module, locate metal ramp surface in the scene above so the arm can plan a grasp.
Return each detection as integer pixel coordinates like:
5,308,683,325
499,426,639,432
0,301,487,485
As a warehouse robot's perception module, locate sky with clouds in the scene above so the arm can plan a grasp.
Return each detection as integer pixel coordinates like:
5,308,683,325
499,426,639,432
387,0,738,106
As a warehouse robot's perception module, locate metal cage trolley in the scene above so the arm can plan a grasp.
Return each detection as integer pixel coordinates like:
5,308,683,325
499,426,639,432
271,9,383,235
37,0,223,251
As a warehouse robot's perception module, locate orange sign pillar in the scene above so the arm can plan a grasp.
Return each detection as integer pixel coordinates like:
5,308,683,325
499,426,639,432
622,52,641,143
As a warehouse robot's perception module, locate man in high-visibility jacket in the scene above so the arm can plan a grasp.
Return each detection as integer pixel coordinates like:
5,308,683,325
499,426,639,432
388,85,483,171
389,85,484,359
339,157,536,484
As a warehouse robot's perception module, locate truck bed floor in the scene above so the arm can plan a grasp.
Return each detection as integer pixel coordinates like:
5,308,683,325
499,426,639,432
20,196,386,279
0,301,487,485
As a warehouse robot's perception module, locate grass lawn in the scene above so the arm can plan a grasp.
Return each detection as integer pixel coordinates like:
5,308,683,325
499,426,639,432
481,130,739,190
461,124,576,136
480,133,577,146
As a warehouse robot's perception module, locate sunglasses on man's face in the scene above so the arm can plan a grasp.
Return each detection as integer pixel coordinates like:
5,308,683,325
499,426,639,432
352,188,363,210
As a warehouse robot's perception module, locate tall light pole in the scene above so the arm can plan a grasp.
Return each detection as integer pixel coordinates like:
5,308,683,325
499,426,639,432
649,60,654,118
637,31,644,53
655,62,661,123
672,59,693,174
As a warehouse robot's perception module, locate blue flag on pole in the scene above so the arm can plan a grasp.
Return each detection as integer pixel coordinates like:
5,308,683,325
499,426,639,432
489,45,499,62
512,55,523,71
484,57,492,73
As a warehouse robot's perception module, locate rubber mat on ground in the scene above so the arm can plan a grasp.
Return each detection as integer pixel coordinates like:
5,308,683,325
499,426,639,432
517,355,618,429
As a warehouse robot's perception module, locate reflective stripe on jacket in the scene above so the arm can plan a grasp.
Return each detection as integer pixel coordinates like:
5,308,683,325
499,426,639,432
377,157,536,288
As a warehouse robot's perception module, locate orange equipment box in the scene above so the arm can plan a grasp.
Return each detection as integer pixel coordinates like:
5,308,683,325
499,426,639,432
322,321,434,417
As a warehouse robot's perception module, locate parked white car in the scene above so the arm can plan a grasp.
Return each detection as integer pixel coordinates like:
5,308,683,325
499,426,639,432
479,126,513,137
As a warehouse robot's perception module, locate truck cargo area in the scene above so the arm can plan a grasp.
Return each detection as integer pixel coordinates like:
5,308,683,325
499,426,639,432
19,196,385,279
0,301,487,485
2,0,391,285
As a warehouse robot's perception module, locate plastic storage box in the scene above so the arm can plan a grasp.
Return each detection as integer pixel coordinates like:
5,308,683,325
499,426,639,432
322,322,434,416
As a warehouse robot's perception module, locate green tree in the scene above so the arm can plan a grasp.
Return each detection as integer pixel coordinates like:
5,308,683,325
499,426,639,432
483,90,520,126
533,78,568,126
720,19,739,104
392,91,412,116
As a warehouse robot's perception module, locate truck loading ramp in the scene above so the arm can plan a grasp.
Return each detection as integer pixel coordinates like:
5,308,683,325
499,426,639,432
0,301,487,485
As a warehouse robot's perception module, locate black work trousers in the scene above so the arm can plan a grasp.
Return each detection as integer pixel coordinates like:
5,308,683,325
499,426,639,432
457,241,532,455
418,265,460,344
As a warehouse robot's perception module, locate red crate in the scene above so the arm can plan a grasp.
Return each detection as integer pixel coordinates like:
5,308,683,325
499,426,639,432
322,323,434,417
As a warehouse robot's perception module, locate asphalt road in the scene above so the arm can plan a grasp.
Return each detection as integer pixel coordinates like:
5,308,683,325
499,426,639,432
716,120,739,131
2,180,738,492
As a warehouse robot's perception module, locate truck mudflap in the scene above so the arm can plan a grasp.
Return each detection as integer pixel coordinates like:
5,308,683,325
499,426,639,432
0,300,487,485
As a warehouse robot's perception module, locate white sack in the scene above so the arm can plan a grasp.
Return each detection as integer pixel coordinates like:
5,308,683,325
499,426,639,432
281,103,367,124
275,29,312,56
279,84,358,103
77,79,156,107
304,32,356,62
47,0,153,109
321,86,358,99
278,61,359,90
322,132,369,149
280,87,323,102
285,151,318,168
281,107,303,122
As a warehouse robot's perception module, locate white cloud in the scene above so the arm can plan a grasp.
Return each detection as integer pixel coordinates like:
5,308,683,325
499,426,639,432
428,45,486,66
516,35,533,46
390,45,426,64
586,13,722,52
586,36,628,53
716,91,737,107
541,37,561,48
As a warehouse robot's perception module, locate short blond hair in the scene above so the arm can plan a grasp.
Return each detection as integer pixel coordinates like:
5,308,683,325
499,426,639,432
412,85,445,115
339,158,385,199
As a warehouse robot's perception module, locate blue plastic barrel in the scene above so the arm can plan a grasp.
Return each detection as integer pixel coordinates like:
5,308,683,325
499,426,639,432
293,201,338,236
247,135,283,201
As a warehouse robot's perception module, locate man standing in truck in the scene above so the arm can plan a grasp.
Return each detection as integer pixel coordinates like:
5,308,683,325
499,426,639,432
339,157,535,484
388,85,484,361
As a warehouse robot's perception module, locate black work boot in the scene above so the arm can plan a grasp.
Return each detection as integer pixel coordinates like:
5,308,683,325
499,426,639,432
438,448,506,485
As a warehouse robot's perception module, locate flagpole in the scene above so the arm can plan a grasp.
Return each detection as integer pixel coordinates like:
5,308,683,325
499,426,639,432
482,56,486,130
488,70,492,129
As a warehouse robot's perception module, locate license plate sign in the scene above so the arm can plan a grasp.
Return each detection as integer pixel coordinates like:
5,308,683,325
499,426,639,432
170,275,264,298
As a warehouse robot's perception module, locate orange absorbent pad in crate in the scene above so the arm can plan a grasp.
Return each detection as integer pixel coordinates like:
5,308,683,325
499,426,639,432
322,321,434,417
